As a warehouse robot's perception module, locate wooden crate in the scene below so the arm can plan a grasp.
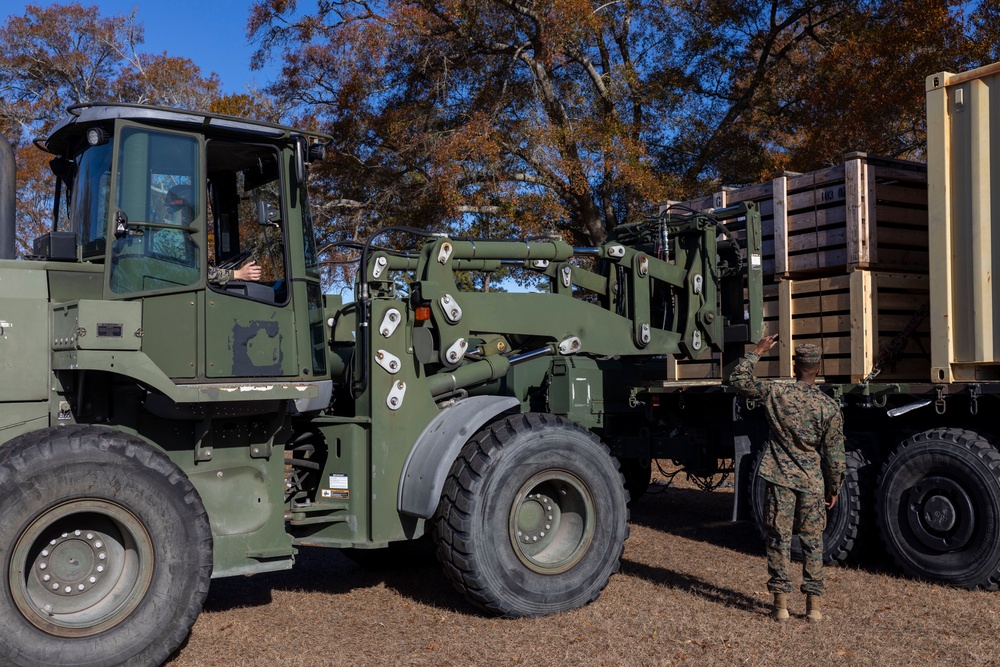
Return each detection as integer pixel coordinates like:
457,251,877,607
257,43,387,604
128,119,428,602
656,272,930,383
662,284,782,381
778,271,931,383
664,154,928,279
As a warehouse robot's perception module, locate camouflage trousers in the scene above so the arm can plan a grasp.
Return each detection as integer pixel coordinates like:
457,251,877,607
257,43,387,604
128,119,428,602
763,481,826,595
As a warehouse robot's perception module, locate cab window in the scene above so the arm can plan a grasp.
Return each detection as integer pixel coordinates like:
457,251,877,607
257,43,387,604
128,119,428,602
108,127,202,294
206,140,288,304
71,141,113,259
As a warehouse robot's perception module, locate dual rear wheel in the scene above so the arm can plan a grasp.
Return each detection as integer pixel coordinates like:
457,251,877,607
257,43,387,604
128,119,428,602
749,427,1000,590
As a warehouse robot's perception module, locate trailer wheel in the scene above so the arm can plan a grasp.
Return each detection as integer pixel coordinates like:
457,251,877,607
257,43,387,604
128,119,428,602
434,413,629,617
876,428,1000,589
0,425,212,666
750,448,869,565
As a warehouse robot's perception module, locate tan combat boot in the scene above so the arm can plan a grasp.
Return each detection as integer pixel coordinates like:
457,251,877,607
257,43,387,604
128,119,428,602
772,593,789,622
806,594,822,623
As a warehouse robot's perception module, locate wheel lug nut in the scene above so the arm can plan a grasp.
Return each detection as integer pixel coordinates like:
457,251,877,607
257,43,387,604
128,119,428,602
540,531,546,537
97,566,104,573
41,549,49,557
98,553,106,560
74,530,81,536
89,576,96,583
64,586,71,593
38,563,46,570
95,541,103,549
43,574,50,581
545,524,550,530
86,533,94,540
51,583,59,590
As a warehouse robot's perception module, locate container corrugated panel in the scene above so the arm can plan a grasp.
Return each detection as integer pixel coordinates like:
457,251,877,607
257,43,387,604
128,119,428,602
927,63,1000,383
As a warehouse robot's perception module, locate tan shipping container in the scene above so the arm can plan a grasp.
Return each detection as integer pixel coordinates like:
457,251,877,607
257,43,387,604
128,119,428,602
927,64,1000,383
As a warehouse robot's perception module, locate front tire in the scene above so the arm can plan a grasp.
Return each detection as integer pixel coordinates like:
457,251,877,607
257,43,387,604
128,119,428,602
0,426,213,666
434,413,629,617
875,428,1000,589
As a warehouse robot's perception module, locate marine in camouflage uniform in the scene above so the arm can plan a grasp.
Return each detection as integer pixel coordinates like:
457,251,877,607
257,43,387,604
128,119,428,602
729,334,845,621
155,184,259,286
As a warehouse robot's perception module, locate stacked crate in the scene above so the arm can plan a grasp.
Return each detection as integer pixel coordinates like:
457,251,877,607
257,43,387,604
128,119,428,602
661,153,931,383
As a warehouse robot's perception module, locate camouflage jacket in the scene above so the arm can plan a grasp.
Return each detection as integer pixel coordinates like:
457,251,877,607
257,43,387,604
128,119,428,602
207,266,234,285
730,352,846,496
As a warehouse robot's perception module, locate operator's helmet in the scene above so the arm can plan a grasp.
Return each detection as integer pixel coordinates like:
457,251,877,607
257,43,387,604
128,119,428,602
164,183,195,225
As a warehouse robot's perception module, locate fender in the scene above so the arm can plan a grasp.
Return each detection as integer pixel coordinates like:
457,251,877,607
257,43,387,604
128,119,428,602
398,395,520,519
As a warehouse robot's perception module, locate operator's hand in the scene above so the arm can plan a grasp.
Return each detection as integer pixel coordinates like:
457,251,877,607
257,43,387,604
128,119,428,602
753,333,779,356
825,493,838,510
234,261,262,282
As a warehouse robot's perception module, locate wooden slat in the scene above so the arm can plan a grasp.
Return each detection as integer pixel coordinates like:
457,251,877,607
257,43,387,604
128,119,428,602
786,206,848,231
727,181,773,203
788,250,849,272
787,228,847,252
873,204,928,226
872,164,928,184
875,227,928,247
787,186,847,211
876,182,928,207
773,176,788,276
787,274,852,293
787,165,846,190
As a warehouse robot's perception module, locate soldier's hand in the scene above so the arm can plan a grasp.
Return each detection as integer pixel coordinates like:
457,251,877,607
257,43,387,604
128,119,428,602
825,493,838,510
234,261,262,282
753,333,779,356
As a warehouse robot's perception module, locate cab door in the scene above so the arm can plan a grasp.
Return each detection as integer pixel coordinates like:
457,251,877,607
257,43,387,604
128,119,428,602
104,123,203,379
203,139,297,378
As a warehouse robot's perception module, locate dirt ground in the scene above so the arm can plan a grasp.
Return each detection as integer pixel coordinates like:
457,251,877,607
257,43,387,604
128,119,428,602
166,470,1000,667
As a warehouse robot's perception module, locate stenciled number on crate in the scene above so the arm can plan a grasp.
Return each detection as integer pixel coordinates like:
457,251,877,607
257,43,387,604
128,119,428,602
820,186,846,203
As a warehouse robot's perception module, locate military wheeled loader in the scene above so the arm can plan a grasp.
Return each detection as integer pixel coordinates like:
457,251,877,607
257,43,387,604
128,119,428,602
0,103,763,666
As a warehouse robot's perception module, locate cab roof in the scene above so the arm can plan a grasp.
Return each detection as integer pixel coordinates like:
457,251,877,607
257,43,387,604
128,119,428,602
42,102,331,155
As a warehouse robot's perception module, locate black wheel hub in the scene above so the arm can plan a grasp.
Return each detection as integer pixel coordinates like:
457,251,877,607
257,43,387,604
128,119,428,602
906,476,975,551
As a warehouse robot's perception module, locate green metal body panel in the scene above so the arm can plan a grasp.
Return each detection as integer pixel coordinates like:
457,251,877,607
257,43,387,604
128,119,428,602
290,419,372,546
141,292,199,378
0,265,50,402
205,290,297,378
0,405,49,444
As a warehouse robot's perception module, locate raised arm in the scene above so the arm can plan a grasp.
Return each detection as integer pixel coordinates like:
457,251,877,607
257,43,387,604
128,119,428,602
729,333,778,401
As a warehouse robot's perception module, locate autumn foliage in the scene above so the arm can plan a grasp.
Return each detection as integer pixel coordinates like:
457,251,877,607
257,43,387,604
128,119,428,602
248,0,996,250
1,1,999,261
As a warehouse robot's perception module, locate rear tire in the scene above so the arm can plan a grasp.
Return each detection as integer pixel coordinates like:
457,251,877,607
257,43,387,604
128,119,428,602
875,428,1000,589
617,457,652,505
0,426,213,666
434,413,629,617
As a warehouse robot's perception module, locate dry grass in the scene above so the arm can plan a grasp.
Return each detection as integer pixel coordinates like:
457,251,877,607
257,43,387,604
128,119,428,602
166,470,1000,667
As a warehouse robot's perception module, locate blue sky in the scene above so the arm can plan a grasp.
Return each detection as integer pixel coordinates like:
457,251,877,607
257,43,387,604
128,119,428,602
5,1,282,95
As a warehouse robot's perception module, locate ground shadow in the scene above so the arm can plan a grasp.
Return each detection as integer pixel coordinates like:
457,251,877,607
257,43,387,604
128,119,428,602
631,484,765,558
631,483,896,577
198,542,475,616
619,558,769,615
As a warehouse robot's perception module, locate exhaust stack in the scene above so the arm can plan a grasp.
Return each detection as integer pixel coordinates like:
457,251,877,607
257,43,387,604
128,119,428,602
0,134,15,259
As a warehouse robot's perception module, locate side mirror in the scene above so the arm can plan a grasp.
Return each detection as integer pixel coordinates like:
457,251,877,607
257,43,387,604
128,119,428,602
294,137,306,190
113,210,130,238
256,199,281,226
